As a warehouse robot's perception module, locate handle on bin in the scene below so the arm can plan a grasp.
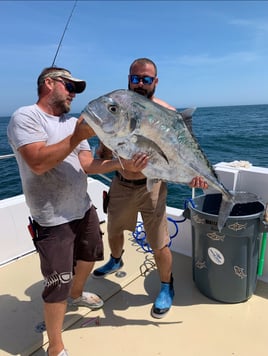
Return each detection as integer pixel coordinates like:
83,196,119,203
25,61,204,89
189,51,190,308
183,207,191,220
258,203,268,276
258,232,267,276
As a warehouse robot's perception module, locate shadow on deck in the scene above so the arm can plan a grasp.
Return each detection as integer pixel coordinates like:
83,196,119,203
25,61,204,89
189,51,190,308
1,225,268,356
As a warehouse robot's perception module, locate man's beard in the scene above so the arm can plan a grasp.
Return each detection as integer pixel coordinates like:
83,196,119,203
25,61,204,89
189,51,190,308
51,94,71,114
60,101,71,114
128,83,155,99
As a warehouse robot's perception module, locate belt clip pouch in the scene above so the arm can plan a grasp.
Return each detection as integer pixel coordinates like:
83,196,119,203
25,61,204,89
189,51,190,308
103,190,110,214
27,216,38,248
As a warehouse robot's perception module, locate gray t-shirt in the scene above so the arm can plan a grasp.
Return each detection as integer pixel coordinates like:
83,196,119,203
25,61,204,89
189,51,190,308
7,104,92,226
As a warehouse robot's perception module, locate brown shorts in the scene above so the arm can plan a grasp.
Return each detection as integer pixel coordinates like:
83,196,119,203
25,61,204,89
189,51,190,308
107,176,169,250
34,206,103,303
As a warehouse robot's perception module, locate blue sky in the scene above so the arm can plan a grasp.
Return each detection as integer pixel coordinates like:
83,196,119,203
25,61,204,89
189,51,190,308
1,0,268,116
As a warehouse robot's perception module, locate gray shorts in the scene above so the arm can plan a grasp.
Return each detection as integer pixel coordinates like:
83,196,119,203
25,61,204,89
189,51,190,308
34,206,103,302
107,176,169,250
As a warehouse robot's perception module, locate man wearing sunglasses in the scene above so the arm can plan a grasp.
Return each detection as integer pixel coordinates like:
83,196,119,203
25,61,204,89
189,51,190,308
7,66,146,356
93,58,207,319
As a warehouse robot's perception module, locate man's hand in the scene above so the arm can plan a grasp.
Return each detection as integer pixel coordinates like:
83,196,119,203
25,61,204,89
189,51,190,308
72,116,96,142
96,142,113,159
189,176,208,189
121,153,148,172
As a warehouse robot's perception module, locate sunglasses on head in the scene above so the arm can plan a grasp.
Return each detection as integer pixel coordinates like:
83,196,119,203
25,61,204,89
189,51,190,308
129,75,155,85
53,78,76,93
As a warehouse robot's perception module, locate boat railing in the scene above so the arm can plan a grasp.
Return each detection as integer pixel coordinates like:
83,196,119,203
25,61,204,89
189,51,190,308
0,153,15,160
0,152,113,186
97,173,112,184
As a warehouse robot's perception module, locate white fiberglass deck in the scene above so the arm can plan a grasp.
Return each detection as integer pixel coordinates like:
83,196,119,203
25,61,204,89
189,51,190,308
1,223,268,356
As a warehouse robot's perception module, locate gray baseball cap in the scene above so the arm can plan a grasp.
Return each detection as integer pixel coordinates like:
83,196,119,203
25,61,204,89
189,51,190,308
38,68,86,93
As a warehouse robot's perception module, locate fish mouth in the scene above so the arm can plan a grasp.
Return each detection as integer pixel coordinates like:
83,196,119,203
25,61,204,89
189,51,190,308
84,107,103,125
83,108,116,134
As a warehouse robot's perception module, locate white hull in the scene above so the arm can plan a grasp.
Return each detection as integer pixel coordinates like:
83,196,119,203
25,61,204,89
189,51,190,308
1,162,268,282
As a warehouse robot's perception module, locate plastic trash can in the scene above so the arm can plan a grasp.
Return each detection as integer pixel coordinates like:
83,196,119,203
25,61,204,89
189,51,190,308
186,193,265,303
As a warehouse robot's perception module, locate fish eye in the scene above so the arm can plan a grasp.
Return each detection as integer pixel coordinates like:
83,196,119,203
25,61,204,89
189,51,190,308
108,105,118,113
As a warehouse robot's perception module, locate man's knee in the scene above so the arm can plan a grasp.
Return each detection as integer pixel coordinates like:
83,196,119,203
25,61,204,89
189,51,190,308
42,270,73,302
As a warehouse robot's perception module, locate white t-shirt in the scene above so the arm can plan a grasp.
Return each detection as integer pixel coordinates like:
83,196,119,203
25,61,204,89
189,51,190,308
7,104,92,226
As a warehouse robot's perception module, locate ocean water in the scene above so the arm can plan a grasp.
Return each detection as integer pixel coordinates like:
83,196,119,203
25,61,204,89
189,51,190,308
1,104,268,208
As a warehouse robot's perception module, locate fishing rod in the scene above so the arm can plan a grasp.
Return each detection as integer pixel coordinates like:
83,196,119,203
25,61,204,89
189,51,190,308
51,0,77,67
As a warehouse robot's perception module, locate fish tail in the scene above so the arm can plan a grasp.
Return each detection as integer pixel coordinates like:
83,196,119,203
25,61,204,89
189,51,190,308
217,197,235,232
232,191,260,204
217,191,260,232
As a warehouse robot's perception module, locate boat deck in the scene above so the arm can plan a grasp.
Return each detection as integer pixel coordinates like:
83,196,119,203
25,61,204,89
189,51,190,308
1,222,268,356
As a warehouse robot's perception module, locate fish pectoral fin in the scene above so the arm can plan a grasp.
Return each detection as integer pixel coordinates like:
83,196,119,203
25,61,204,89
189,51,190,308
135,135,169,164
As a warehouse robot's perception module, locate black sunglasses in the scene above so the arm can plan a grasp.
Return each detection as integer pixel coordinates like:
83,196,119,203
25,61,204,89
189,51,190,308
53,78,76,93
129,75,155,85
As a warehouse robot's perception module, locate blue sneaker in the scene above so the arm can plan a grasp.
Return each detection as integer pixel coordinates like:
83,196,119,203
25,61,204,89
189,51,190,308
151,275,174,319
93,254,124,278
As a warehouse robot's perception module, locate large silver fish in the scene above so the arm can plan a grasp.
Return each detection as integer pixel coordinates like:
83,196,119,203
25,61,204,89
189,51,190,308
82,89,259,231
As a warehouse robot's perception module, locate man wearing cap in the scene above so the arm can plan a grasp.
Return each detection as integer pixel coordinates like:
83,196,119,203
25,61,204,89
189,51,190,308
7,66,147,356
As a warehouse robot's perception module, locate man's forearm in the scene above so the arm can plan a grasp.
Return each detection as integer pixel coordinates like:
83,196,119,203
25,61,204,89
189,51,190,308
85,158,121,174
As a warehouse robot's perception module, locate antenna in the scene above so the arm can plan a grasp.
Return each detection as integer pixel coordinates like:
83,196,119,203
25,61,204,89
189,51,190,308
51,0,77,67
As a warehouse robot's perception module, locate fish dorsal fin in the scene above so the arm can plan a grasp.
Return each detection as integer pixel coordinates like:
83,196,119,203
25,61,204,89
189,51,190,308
180,108,196,133
180,108,196,119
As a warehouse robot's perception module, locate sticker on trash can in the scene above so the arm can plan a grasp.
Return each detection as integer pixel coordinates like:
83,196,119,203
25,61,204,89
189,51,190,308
195,259,207,269
207,232,225,242
208,247,224,265
234,265,247,279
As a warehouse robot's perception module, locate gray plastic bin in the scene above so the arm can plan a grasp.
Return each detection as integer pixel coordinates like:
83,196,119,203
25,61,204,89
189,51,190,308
186,193,265,303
